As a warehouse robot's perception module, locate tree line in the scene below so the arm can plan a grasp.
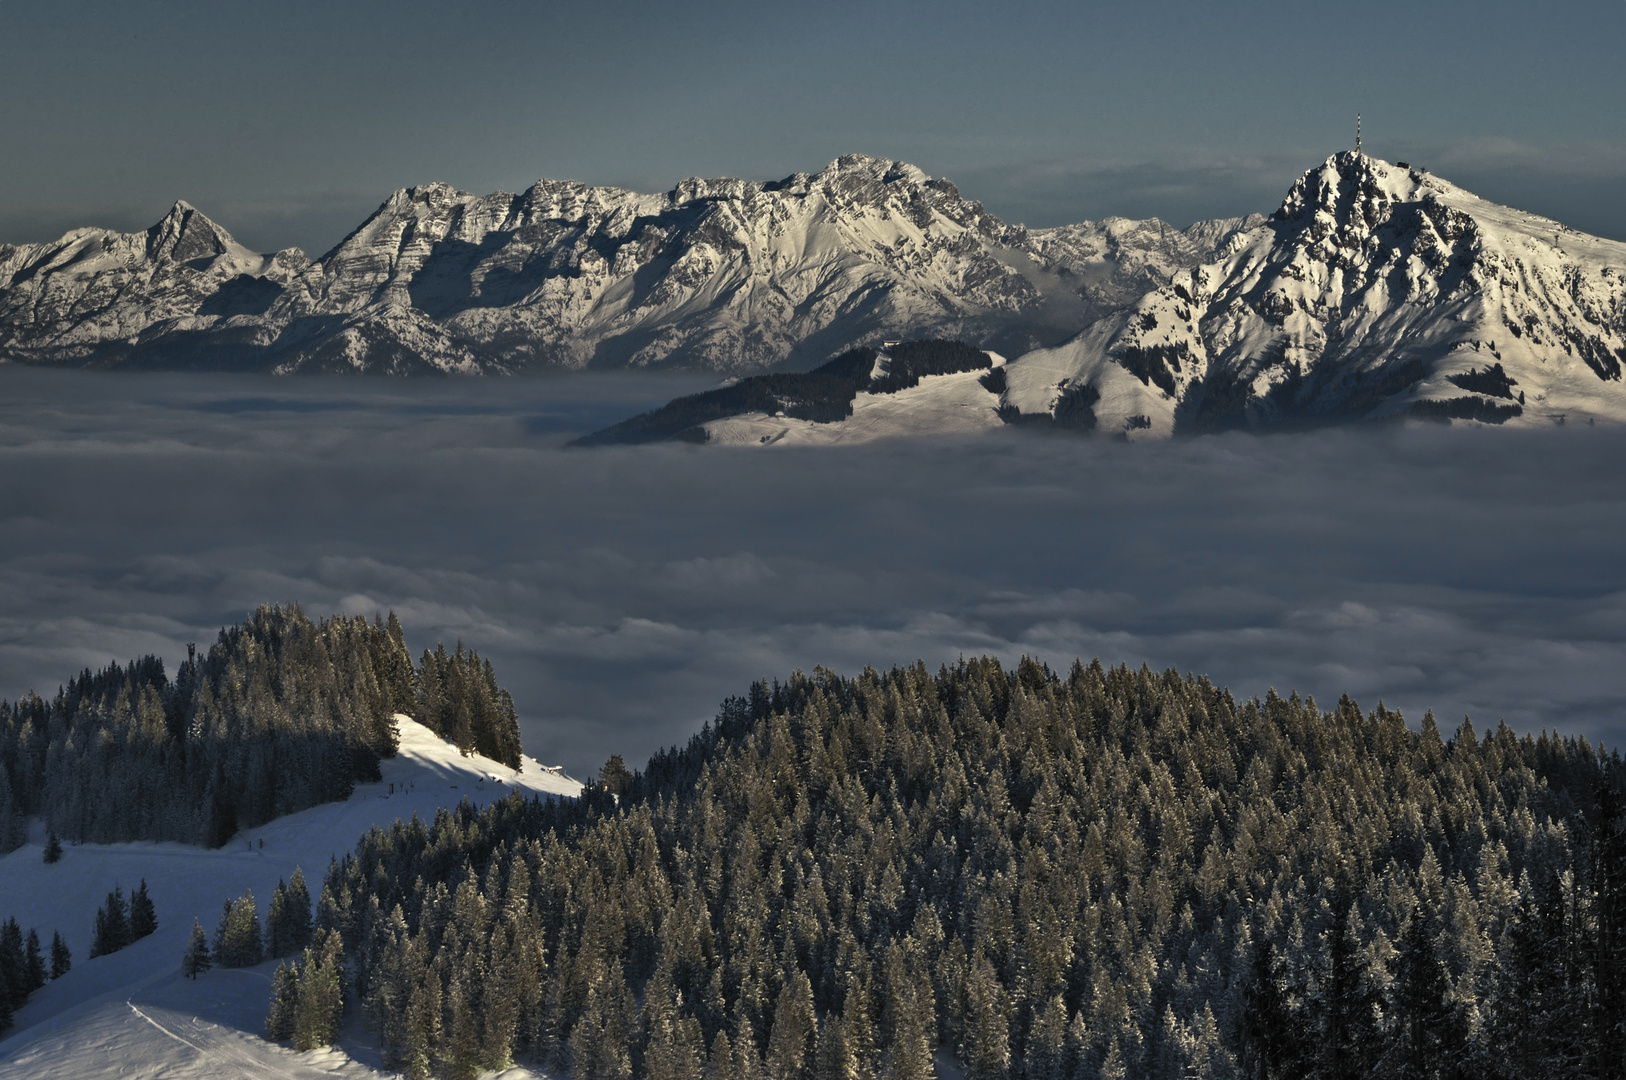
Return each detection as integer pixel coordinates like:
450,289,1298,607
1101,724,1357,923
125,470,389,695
88,880,156,958
0,915,67,1036
179,866,348,1051
0,605,524,849
286,657,1623,1079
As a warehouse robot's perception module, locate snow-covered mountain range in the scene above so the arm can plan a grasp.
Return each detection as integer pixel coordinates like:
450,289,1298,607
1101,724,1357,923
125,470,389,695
0,155,1257,374
8,151,1622,435
593,152,1626,444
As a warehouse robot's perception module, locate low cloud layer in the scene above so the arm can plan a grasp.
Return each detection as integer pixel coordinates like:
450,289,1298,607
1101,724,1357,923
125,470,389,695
1,368,1623,781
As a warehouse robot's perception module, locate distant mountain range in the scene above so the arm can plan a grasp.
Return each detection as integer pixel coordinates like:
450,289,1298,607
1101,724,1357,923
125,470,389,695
6,152,1623,438
586,152,1626,442
0,155,1259,375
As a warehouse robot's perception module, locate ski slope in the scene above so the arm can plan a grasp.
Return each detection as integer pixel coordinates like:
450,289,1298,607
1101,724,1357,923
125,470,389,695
0,716,579,1079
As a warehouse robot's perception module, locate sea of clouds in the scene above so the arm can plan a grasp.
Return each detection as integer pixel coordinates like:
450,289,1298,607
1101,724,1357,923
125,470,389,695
1,367,1622,782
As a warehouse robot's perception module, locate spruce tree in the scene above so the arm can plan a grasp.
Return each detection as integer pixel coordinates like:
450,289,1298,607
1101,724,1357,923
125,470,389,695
292,929,345,1051
1390,908,1466,1080
23,930,45,994
265,880,290,959
569,971,635,1080
706,1029,734,1080
49,931,70,979
129,880,156,941
1023,994,1068,1080
383,611,415,715
442,971,482,1080
963,954,1011,1080
42,833,62,864
1318,906,1375,1080
403,961,442,1080
284,867,314,953
0,919,24,1011
599,754,633,798
0,769,24,854
265,960,299,1041
1236,938,1297,1080
1591,780,1626,1079
764,968,816,1080
214,892,263,968
90,886,129,958
182,919,212,979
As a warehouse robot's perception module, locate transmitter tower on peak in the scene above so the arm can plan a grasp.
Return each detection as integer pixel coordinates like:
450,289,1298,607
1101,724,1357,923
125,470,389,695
1355,114,1362,155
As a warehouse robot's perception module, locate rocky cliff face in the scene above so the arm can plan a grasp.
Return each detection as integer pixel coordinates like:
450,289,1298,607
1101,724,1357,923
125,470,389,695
0,202,312,369
0,156,1257,375
1000,152,1626,435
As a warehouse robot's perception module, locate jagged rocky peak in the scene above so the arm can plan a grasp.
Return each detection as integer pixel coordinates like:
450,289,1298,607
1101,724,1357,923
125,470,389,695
1259,152,1479,293
1276,150,1414,222
651,154,1000,237
998,151,1626,438
811,154,1007,235
813,153,931,197
144,200,234,263
396,181,474,208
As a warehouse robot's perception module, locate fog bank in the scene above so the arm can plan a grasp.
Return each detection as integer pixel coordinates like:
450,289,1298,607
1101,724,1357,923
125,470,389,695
1,367,1622,781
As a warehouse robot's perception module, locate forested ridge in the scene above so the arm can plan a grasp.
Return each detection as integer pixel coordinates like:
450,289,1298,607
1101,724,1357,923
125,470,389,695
575,339,992,445
0,605,523,848
305,658,1624,1080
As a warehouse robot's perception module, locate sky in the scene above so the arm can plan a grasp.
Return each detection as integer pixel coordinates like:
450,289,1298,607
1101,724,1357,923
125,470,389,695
2,369,1623,784
2,0,1624,257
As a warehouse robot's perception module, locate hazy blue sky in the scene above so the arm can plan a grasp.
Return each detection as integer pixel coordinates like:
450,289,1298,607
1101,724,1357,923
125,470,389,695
2,0,1623,255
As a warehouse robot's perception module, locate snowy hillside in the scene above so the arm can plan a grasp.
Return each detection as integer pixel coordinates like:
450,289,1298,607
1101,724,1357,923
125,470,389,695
0,156,1255,375
0,716,579,1079
999,152,1626,436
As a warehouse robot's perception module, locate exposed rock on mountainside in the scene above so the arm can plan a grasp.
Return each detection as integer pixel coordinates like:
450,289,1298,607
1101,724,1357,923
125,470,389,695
0,156,1256,375
999,152,1626,436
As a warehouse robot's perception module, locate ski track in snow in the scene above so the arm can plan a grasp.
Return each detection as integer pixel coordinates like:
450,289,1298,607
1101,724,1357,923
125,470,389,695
0,716,578,1078
126,1001,211,1059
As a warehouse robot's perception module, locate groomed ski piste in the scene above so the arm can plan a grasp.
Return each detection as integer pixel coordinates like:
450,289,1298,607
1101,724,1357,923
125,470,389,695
0,716,581,1080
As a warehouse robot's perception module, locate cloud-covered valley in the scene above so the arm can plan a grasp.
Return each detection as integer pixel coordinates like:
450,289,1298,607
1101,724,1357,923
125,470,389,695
2,367,1622,781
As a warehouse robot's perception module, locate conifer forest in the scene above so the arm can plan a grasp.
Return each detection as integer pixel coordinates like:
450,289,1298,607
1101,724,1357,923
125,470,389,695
292,658,1624,1079
0,604,522,848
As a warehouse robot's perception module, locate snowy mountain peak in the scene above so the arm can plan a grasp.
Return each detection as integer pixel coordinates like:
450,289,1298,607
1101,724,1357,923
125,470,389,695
819,152,932,189
1276,151,1418,221
999,153,1626,436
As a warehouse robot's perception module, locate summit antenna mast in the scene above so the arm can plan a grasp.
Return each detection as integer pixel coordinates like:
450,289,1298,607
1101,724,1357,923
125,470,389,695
1356,114,1362,155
